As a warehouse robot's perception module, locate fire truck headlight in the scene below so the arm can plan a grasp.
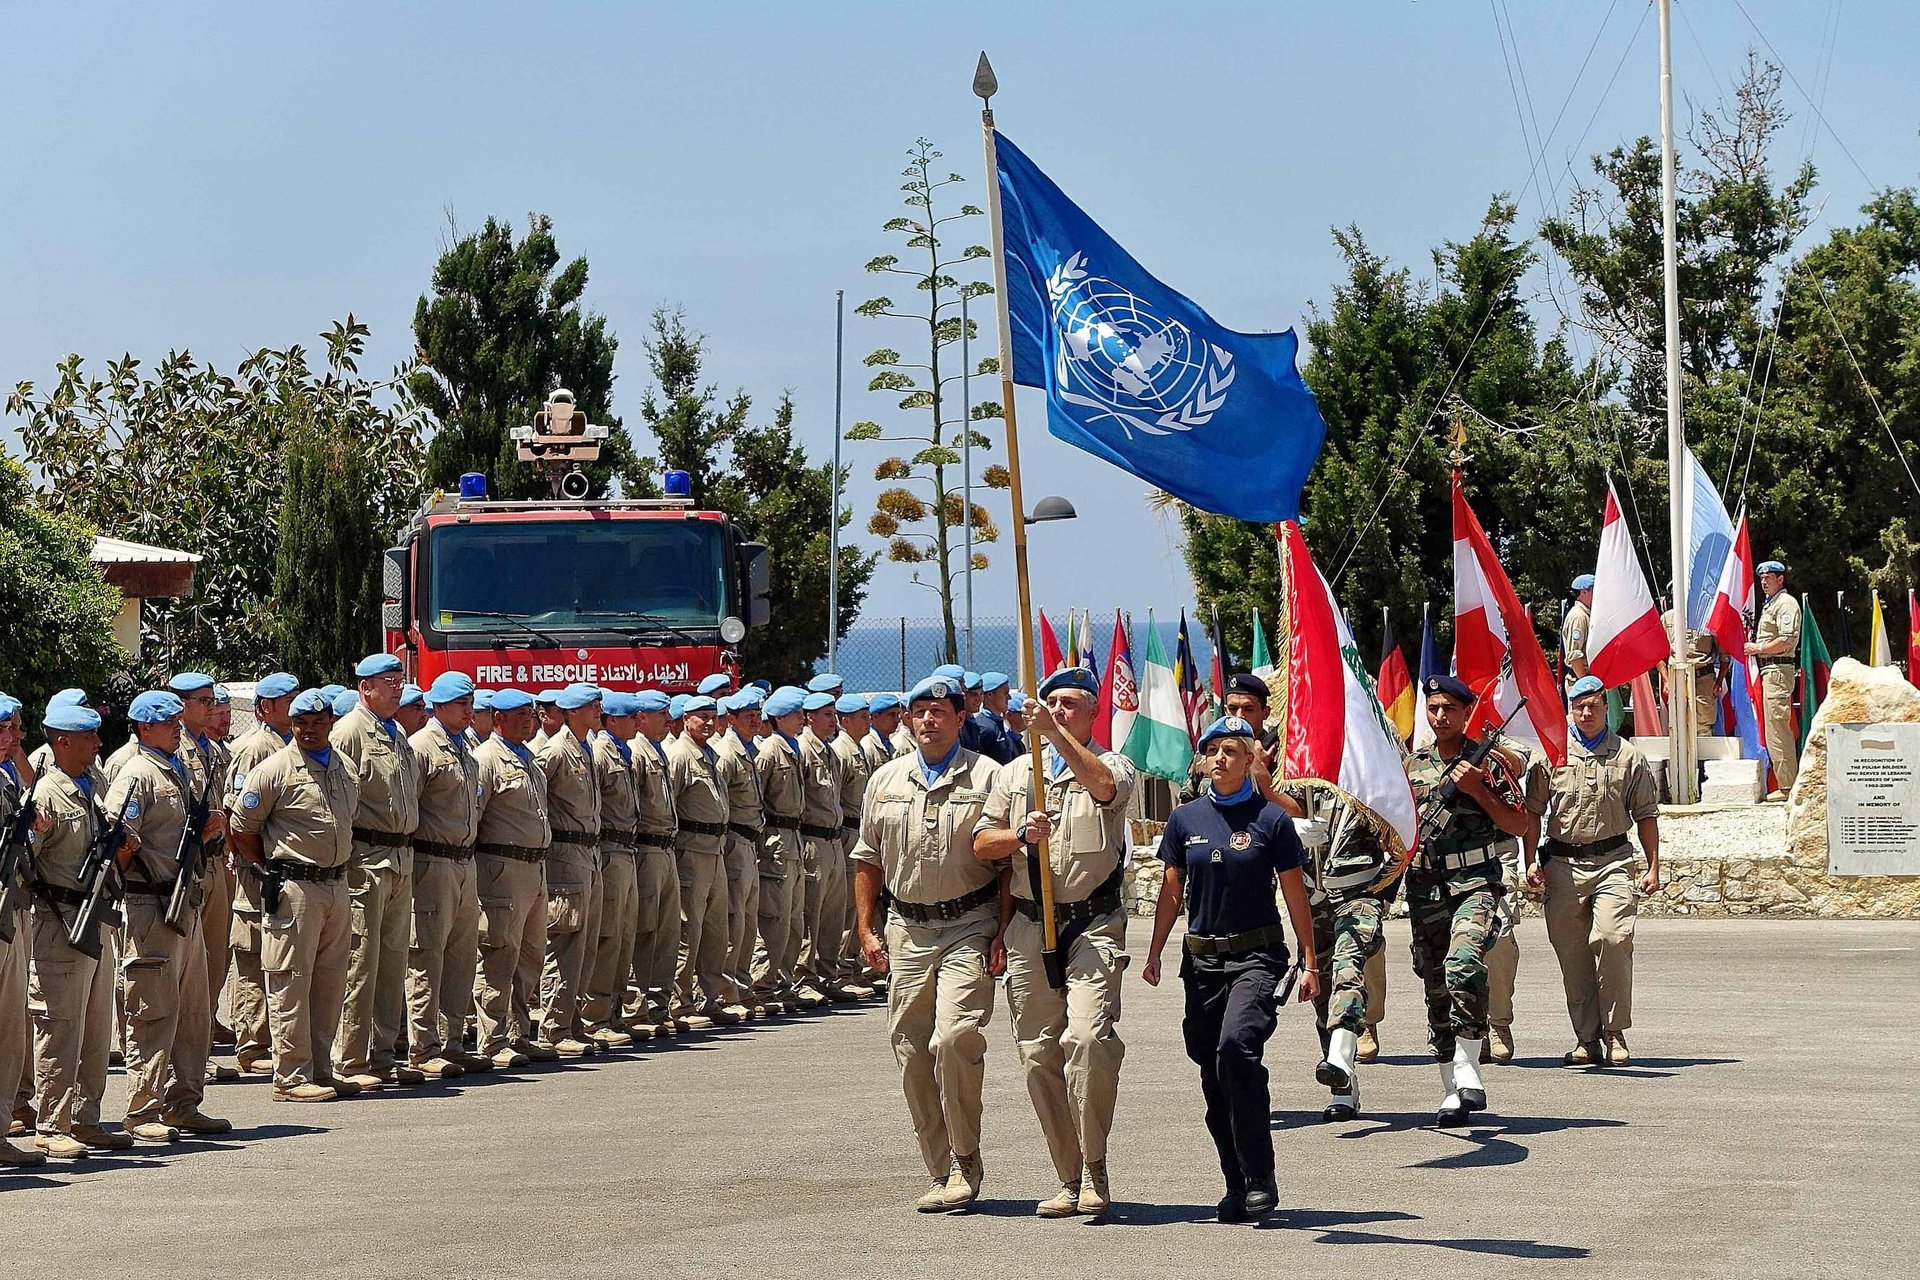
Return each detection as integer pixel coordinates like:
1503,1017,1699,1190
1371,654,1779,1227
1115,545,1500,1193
719,615,747,644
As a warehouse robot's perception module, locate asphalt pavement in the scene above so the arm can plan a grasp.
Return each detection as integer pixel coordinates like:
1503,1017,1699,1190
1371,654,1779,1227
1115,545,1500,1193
2,917,1915,1278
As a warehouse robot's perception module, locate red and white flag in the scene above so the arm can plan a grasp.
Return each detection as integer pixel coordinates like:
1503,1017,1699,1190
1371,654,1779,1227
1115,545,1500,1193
1587,481,1670,688
1271,521,1418,856
1094,610,1135,750
1452,473,1568,766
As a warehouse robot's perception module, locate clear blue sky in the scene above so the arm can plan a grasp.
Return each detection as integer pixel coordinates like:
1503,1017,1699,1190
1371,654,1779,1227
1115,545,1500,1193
4,1,1913,629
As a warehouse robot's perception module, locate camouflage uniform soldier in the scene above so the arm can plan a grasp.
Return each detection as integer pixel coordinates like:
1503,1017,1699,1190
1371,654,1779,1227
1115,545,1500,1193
1303,804,1391,1122
1484,739,1551,1064
1404,675,1529,1127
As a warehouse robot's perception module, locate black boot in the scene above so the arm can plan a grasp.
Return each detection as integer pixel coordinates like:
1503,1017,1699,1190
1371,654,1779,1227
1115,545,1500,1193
1242,1178,1278,1218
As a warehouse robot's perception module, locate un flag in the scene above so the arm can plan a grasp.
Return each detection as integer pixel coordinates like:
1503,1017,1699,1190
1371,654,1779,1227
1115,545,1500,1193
996,133,1325,522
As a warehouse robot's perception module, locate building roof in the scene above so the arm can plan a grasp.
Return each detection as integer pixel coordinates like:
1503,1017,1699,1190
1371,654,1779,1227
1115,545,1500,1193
90,536,203,565
90,536,200,598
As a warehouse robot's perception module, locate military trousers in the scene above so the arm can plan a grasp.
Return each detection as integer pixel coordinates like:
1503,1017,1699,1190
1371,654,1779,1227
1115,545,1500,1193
539,846,603,1046
120,894,210,1123
583,848,638,1032
473,854,545,1056
1760,664,1798,791
673,848,729,1014
229,870,270,1067
1488,842,1524,1031
407,852,479,1064
884,907,996,1178
1004,910,1127,1185
627,849,681,1020
201,856,234,1034
750,834,802,997
1,908,29,1127
724,830,761,1002
1406,871,1501,1060
796,836,846,988
1180,943,1286,1189
337,854,412,1078
27,906,113,1136
263,877,351,1090
1544,851,1637,1045
1311,895,1385,1037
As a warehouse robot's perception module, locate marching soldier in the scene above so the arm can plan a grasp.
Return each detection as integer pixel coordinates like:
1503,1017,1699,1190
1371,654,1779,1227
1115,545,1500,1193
974,666,1136,1218
1564,575,1595,681
1746,560,1801,799
715,689,766,1018
750,687,808,1013
229,688,360,1102
470,689,553,1067
852,673,1006,1213
406,672,484,1078
332,653,422,1091
1303,798,1392,1123
796,692,851,1004
666,695,734,1028
1,695,50,1167
1404,675,1529,1126
225,672,301,1077
584,692,645,1047
1485,740,1551,1064
1179,674,1279,805
533,683,605,1056
105,691,228,1139
624,691,681,1037
1531,675,1661,1067
832,694,878,998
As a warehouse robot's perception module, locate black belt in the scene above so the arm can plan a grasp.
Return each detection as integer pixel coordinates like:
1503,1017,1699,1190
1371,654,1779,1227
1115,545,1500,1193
477,843,546,863
123,878,174,898
415,840,476,861
841,820,861,836
550,828,599,848
1184,922,1287,957
1757,656,1794,668
636,831,676,851
1014,864,1124,927
764,814,802,832
351,828,413,849
800,823,840,841
1541,835,1631,861
888,881,998,924
269,860,347,883
600,826,639,851
679,819,727,838
31,882,87,908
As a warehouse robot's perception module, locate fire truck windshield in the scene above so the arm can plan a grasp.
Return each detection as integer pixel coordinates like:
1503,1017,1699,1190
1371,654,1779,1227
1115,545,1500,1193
428,519,729,635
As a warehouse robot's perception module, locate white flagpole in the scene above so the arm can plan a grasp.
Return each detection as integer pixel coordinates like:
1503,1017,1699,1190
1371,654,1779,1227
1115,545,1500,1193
1659,0,1696,801
829,289,844,674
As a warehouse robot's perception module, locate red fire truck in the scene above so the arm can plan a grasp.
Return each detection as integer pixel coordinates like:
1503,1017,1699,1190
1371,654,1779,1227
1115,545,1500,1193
380,391,770,694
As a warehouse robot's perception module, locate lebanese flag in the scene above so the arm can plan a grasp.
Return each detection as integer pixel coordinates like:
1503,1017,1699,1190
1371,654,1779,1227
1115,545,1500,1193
1038,609,1065,677
1094,610,1135,750
1705,511,1769,765
1587,482,1670,688
1452,473,1567,766
1271,521,1418,855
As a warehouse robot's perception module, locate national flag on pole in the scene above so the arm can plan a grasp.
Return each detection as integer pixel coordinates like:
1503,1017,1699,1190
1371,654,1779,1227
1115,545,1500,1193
1628,670,1666,738
1270,521,1418,856
1207,606,1231,701
1796,598,1833,754
1870,591,1895,666
1908,590,1920,689
1094,609,1134,750
1835,591,1855,660
993,132,1327,521
1376,609,1415,743
1587,481,1670,688
1704,511,1768,766
1681,445,1737,629
1411,602,1441,753
1120,610,1194,782
1249,608,1274,679
1039,609,1065,678
1174,609,1213,740
1062,610,1079,672
1452,473,1568,765
1076,609,1098,678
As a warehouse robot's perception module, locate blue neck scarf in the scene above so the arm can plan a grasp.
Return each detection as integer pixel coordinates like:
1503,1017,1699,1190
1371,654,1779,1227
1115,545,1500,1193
917,739,963,788
777,731,802,761
75,772,94,800
304,745,334,770
494,733,531,766
0,760,17,786
1208,776,1257,808
602,730,632,766
1574,724,1609,751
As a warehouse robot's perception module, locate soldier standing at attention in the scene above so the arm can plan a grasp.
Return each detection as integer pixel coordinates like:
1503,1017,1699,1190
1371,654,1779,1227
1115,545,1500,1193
796,692,848,1005
625,691,681,1037
470,689,553,1067
1,696,51,1167
853,673,1006,1213
332,653,422,1091
1141,716,1318,1223
201,683,238,1070
667,695,735,1028
1531,675,1661,1067
974,666,1136,1219
831,693,878,999
583,692,645,1047
395,684,430,737
229,688,360,1103
969,673,1020,766
465,690,494,750
867,693,904,764
1746,560,1801,800
225,673,301,1076
712,691,764,1019
533,683,605,1057
750,688,809,1013
1404,675,1529,1127
1563,575,1595,681
406,672,484,1079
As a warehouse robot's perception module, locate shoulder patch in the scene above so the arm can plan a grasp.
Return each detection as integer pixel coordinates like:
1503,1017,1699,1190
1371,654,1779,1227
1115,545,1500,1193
125,799,142,820
232,771,246,792
241,792,261,811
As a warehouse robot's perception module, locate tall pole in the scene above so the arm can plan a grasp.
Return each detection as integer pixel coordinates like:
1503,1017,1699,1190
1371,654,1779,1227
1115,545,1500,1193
829,289,844,674
1658,0,1695,802
977,53,1062,985
963,289,976,669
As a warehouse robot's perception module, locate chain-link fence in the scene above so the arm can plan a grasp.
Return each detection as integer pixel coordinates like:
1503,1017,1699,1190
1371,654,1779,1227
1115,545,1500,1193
819,612,1217,694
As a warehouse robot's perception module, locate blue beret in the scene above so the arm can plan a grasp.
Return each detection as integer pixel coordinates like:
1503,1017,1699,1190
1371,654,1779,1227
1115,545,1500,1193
398,683,424,708
801,692,836,712
807,673,845,694
1568,674,1607,700
931,664,964,681
682,695,719,716
963,671,982,690
212,684,231,705
128,691,185,723
748,679,772,694
1197,715,1257,751
1757,560,1786,575
869,692,901,714
535,688,562,706
47,688,91,709
1570,574,1596,592
0,694,18,721
730,688,766,712
332,690,360,716
489,688,534,712
354,653,403,679
601,692,642,717
697,673,734,697
1423,674,1476,705
255,673,300,700
980,672,1010,692
289,688,335,716
1039,666,1099,698
907,675,964,707
44,704,102,733
426,672,475,705
556,682,603,711
167,672,214,694
835,693,868,715
1008,691,1029,711
764,686,807,718
668,695,690,719
473,689,495,712
318,684,346,702
633,691,670,714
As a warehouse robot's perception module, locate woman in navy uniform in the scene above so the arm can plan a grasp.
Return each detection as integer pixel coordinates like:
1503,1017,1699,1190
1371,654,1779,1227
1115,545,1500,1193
1141,716,1319,1223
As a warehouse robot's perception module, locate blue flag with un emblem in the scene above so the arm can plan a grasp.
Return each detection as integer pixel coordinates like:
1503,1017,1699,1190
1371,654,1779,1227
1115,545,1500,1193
995,133,1326,522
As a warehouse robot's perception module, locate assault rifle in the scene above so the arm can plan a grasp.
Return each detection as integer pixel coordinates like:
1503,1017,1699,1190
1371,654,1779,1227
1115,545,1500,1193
69,795,134,960
0,783,36,944
1414,696,1528,848
163,776,215,934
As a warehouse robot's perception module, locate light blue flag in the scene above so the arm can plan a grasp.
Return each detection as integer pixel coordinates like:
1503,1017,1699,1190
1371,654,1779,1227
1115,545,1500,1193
1682,447,1734,630
996,133,1326,522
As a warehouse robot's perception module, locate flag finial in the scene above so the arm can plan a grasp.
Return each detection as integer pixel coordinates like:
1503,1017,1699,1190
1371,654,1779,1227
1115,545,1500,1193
973,53,997,103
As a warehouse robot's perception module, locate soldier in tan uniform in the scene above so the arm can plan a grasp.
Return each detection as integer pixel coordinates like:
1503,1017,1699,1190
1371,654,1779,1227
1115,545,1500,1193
396,684,430,737
1563,575,1594,680
164,673,228,1085
667,696,735,1027
714,691,765,1017
1484,740,1551,1064
1661,606,1723,738
974,666,1135,1218
866,693,904,765
624,691,681,1037
224,673,301,1076
406,672,484,1078
1531,675,1661,1067
1746,560,1801,798
200,683,238,1069
229,688,360,1103
466,690,495,749
470,689,553,1067
583,693,644,1047
854,673,1005,1213
750,688,809,1011
332,654,422,1090
831,694,878,999
796,693,848,1004
2,697,52,1167
534,683,605,1056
